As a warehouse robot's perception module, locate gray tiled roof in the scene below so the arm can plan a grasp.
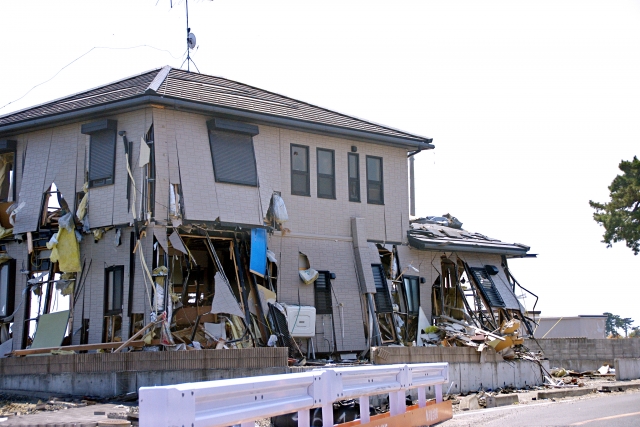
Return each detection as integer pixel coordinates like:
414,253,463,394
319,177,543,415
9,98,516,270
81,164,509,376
408,222,531,256
0,67,431,146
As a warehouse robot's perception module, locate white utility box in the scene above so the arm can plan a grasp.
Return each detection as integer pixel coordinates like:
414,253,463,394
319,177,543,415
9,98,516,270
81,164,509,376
285,305,317,337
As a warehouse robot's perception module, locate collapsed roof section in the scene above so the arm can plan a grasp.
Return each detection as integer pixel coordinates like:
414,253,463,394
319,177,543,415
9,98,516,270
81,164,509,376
0,66,434,151
408,219,531,258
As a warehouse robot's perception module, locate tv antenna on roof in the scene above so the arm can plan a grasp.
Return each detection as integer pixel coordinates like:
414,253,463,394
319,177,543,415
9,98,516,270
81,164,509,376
180,0,200,73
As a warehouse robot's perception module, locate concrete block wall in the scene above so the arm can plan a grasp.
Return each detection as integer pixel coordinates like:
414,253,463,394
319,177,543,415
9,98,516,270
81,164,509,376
269,234,367,353
526,338,640,371
615,358,640,381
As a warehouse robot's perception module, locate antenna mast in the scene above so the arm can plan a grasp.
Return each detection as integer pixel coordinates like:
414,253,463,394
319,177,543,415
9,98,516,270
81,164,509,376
181,0,199,72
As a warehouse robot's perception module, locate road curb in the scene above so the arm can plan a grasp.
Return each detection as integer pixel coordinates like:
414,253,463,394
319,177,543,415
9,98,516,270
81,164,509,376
537,387,596,399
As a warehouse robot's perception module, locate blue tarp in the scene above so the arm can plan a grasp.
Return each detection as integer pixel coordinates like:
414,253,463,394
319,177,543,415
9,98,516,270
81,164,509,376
249,228,267,277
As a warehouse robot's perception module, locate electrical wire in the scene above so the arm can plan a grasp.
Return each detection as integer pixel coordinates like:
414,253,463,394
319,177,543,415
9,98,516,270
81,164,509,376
0,45,185,112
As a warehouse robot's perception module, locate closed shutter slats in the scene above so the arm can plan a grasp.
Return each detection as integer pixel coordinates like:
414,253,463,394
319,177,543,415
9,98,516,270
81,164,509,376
209,130,257,186
89,130,116,183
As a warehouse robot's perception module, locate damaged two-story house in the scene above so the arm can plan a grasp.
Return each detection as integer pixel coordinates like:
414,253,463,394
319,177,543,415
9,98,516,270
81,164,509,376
0,66,535,359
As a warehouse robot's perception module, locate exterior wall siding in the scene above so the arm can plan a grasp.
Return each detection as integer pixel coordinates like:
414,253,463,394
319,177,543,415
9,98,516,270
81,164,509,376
268,234,367,352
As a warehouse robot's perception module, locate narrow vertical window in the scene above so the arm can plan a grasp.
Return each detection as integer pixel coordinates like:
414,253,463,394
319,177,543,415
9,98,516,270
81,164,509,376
103,265,124,343
348,152,360,202
0,140,16,203
291,144,310,196
0,260,15,317
366,155,384,204
104,265,124,315
316,148,335,199
314,271,333,315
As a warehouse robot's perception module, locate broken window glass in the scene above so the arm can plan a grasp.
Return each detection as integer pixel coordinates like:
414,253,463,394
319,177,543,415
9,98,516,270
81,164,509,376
348,152,360,202
366,156,384,204
290,144,310,196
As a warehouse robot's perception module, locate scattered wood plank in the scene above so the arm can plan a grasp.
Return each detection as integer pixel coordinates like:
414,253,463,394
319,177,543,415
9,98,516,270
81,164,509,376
11,341,147,356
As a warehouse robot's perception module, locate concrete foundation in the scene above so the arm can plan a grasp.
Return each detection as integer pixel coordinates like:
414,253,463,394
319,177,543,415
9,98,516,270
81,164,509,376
615,358,640,381
371,346,548,394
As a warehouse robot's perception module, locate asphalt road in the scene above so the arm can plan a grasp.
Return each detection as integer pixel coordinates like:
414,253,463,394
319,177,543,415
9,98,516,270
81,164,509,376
439,391,640,427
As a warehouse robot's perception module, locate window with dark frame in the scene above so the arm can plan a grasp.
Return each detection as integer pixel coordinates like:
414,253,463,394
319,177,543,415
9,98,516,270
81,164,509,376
0,140,16,203
82,119,118,188
0,260,15,318
207,118,259,186
314,271,333,315
290,144,310,196
468,266,505,308
316,148,335,199
402,275,420,316
348,152,360,202
104,265,124,315
371,264,393,313
366,155,384,204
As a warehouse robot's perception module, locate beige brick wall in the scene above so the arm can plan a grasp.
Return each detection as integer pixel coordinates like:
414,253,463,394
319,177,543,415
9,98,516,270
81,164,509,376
152,109,411,239
268,234,368,352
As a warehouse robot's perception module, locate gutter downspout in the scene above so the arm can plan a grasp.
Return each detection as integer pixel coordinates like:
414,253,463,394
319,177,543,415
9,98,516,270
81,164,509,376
407,145,429,217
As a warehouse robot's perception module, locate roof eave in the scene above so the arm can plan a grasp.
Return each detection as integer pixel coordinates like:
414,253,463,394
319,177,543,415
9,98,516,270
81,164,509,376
0,94,434,150
407,234,530,257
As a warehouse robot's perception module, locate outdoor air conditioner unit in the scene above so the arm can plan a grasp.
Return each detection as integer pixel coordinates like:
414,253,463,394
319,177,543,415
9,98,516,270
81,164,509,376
285,305,317,338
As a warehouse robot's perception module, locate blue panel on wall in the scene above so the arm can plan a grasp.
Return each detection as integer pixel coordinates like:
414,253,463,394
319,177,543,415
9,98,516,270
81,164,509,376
250,228,267,277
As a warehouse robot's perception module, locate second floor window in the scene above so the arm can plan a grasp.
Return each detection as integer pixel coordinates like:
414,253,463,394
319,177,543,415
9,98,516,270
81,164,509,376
291,144,310,196
348,152,360,202
366,155,384,204
82,119,118,188
316,148,335,199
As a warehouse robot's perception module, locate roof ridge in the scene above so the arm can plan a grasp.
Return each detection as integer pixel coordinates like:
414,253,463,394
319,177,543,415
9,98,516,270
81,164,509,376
146,65,172,94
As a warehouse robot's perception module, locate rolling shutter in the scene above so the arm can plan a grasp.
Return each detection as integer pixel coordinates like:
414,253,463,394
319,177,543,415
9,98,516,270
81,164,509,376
89,129,117,186
208,130,258,186
372,264,393,313
314,271,333,315
468,267,505,308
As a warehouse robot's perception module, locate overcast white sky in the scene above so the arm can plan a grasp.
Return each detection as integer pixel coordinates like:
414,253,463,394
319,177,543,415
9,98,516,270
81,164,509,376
1,0,639,324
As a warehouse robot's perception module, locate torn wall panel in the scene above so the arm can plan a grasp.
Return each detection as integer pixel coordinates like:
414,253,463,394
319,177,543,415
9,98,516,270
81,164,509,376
253,125,284,221
151,108,180,223
172,111,221,221
41,125,80,216
14,129,52,234
111,110,150,225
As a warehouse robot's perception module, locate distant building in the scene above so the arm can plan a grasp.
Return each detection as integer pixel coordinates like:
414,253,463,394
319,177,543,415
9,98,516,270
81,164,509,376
534,315,607,339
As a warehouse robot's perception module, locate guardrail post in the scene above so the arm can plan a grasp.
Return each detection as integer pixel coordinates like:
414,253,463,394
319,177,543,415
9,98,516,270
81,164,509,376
435,383,443,403
389,365,408,416
359,395,370,424
418,387,426,408
297,409,310,427
321,370,335,427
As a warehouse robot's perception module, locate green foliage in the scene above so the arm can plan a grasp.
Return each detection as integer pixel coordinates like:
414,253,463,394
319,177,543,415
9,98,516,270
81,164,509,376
604,312,636,338
590,156,640,255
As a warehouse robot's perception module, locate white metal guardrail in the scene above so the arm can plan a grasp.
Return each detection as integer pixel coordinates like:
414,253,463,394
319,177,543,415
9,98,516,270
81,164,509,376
139,362,449,427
